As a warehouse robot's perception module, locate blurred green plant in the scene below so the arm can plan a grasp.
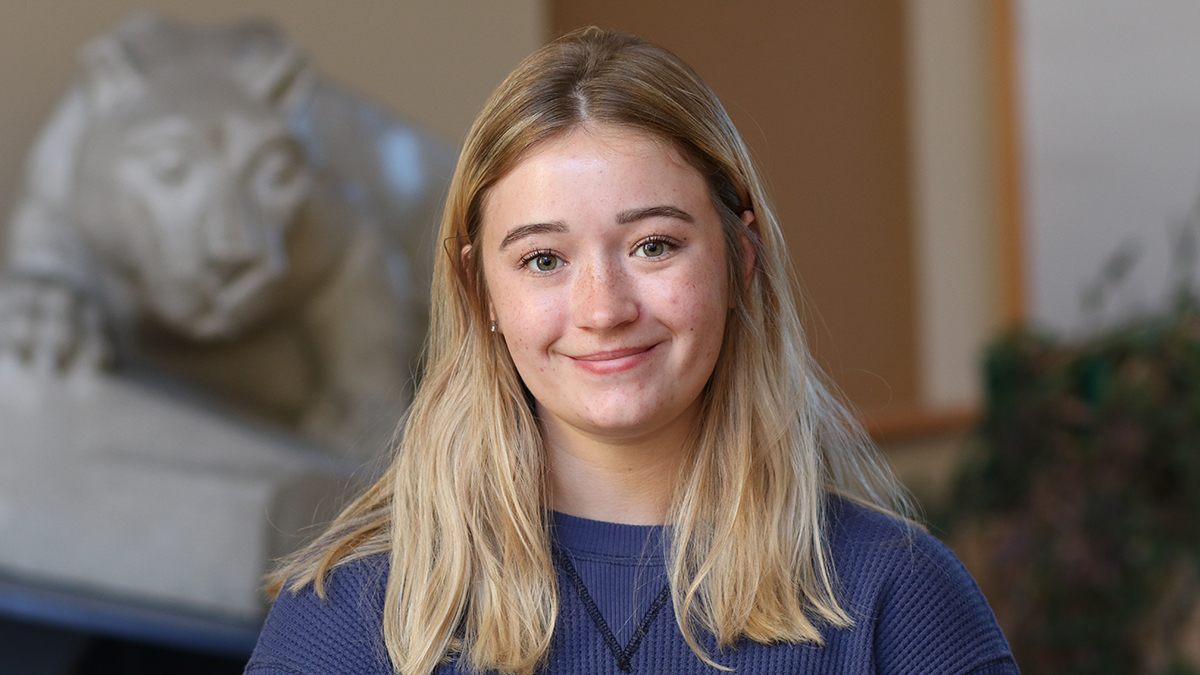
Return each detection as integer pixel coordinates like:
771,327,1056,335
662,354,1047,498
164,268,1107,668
941,200,1200,673
942,300,1200,674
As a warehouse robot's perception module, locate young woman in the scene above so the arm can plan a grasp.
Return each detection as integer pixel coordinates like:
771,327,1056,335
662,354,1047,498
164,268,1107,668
245,28,1018,675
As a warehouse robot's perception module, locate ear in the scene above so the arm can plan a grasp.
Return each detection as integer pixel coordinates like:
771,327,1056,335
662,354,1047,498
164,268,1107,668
231,23,315,113
459,243,474,279
738,209,758,290
462,243,499,332
79,34,146,113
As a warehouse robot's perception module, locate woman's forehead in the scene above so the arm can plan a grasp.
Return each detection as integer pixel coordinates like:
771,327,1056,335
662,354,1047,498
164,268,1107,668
476,124,700,224
481,127,709,231
524,124,690,173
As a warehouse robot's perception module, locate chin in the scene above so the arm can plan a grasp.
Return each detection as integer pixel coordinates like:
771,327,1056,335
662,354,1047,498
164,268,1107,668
578,410,674,439
156,309,246,341
150,286,272,341
184,313,251,340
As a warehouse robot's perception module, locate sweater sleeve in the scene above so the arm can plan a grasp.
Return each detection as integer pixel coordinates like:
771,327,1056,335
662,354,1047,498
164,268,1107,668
829,499,1019,675
874,532,1018,673
244,555,393,675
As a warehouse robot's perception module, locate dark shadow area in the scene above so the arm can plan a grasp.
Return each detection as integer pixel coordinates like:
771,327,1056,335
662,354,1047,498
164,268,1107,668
0,616,249,675
73,637,248,675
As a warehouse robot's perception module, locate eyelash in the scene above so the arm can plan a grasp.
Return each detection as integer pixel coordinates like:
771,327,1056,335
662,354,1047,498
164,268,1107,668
518,249,563,273
633,235,678,259
517,236,681,273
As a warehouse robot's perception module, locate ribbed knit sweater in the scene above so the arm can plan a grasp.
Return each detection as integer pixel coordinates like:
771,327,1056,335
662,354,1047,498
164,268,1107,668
245,497,1018,674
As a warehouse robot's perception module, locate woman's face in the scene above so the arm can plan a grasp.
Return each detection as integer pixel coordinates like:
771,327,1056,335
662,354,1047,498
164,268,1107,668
478,124,749,447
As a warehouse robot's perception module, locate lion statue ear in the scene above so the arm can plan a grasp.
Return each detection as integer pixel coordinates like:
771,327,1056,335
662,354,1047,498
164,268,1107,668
76,14,315,117
228,21,317,115
78,27,147,114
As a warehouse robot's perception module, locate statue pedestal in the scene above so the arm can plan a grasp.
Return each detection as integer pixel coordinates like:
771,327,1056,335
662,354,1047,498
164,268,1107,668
0,371,362,621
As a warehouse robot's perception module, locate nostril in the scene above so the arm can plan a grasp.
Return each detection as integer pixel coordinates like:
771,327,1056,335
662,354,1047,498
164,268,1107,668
208,258,257,285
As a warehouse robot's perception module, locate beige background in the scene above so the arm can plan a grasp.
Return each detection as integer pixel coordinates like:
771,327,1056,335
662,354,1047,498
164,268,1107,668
906,0,999,411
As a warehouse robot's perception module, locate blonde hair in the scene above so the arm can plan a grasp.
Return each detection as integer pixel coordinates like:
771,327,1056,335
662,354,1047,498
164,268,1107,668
269,27,913,675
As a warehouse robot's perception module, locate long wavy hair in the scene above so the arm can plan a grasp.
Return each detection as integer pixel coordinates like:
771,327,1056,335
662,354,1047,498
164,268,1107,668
268,27,913,675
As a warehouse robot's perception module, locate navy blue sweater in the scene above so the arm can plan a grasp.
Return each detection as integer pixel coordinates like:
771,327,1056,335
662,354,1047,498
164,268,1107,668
245,498,1018,674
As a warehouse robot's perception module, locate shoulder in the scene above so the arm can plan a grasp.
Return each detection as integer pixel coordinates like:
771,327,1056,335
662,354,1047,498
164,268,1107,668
245,554,393,675
824,495,1019,674
825,494,978,598
825,495,951,578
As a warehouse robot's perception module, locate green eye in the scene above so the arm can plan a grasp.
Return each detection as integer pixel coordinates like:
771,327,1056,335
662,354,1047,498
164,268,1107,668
525,252,562,272
636,238,673,258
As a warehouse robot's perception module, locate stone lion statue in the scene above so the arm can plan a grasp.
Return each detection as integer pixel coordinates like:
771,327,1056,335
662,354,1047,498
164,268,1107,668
0,14,455,461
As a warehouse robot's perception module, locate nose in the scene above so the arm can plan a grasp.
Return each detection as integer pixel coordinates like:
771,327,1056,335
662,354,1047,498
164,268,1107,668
571,257,638,330
201,189,288,281
205,185,265,264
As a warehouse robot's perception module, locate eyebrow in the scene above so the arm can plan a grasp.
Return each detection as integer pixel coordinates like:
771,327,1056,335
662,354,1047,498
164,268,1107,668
499,221,568,250
616,205,694,225
497,205,694,250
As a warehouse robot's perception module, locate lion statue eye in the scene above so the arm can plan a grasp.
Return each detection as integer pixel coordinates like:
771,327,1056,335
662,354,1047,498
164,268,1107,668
145,145,192,186
253,140,305,190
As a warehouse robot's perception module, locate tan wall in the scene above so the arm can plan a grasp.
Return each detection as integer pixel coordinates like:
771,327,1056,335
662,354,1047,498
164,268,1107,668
0,0,548,235
906,0,1000,411
552,0,920,416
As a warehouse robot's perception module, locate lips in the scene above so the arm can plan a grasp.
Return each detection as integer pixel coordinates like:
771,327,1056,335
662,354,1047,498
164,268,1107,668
568,344,657,374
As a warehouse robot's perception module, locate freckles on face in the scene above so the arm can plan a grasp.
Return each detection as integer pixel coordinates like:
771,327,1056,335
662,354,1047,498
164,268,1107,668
477,125,732,443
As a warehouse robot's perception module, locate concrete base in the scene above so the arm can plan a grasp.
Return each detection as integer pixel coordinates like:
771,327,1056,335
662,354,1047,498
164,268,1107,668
0,370,362,621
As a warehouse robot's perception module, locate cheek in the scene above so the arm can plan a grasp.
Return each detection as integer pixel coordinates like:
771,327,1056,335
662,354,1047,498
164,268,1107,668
654,264,730,339
680,254,731,309
491,287,564,356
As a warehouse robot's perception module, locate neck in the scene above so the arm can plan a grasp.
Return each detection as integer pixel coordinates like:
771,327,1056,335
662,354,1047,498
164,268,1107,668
541,408,694,526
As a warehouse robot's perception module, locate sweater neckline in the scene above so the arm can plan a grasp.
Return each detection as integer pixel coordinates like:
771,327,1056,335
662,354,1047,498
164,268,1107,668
550,511,669,561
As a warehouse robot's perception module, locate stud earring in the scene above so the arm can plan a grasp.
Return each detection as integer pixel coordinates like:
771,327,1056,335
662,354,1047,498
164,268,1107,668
490,320,497,333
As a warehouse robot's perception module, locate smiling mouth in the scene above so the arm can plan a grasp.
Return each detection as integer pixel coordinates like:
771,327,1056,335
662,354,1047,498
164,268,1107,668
568,344,657,374
572,345,655,361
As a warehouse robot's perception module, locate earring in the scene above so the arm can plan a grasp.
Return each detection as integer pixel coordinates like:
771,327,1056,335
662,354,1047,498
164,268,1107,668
490,320,497,333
